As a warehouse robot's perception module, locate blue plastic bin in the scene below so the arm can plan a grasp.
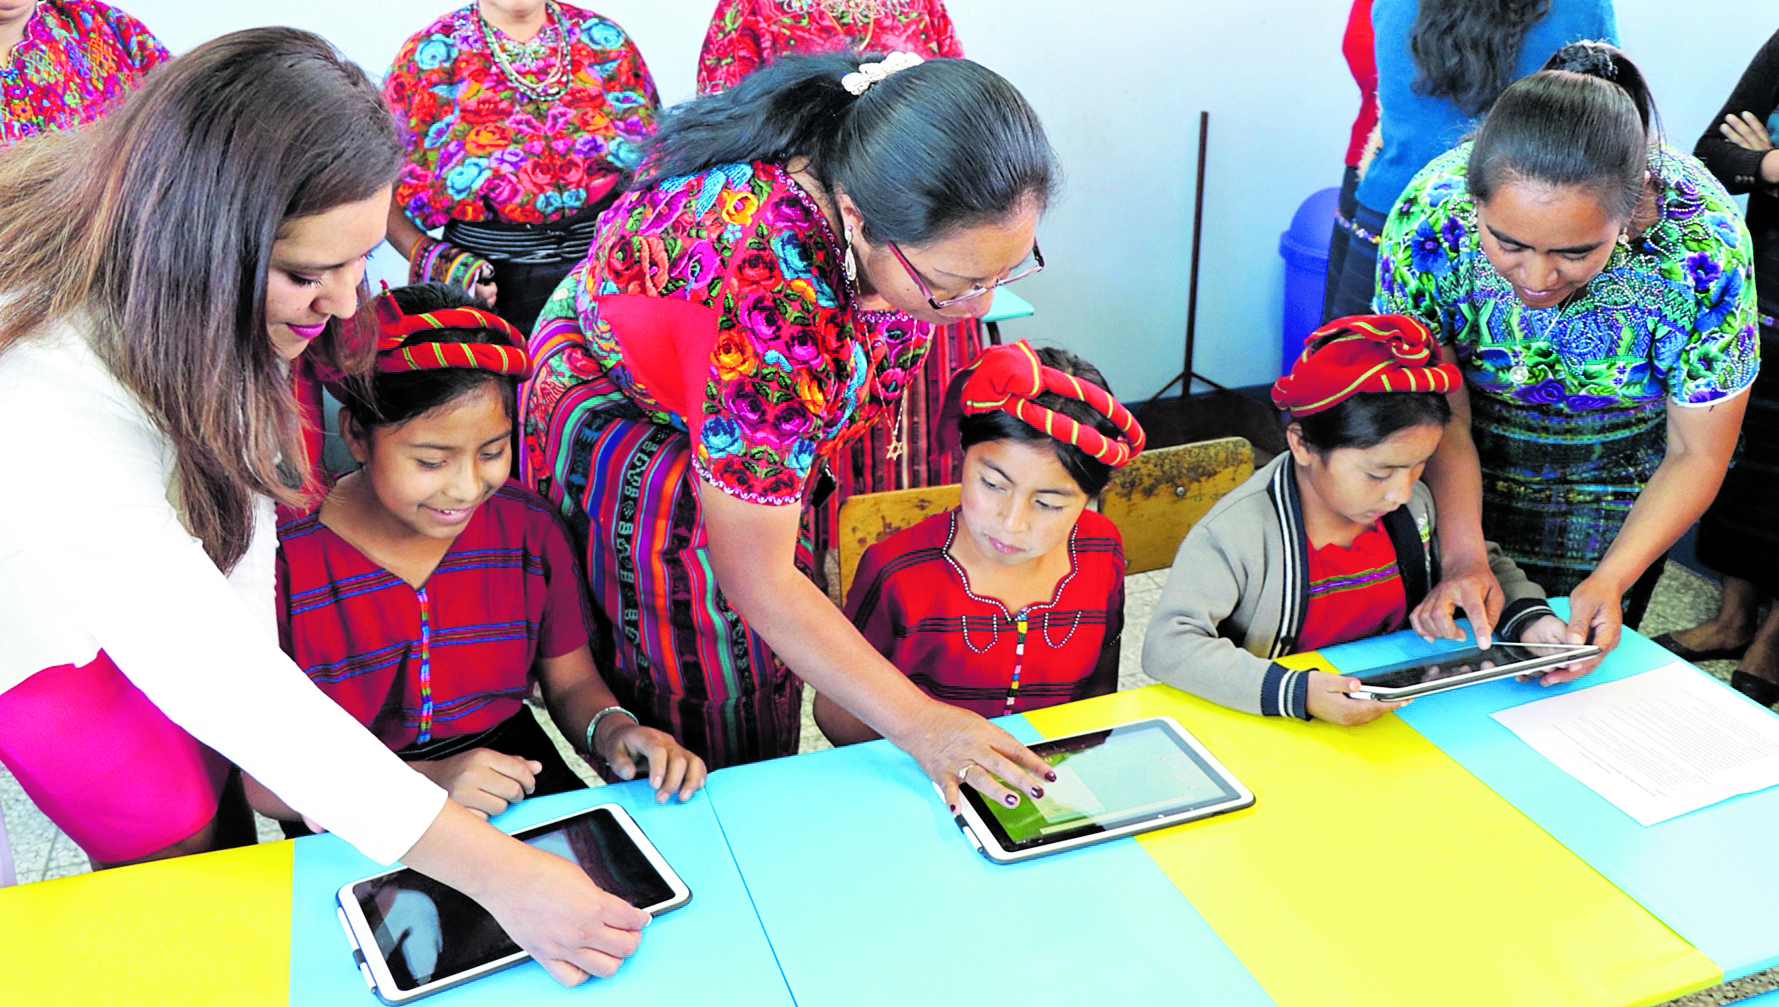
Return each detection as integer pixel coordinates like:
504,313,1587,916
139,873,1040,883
1278,187,1341,379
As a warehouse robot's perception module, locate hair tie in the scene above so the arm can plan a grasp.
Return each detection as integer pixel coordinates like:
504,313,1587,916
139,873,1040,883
1270,314,1461,416
841,51,924,96
371,295,531,378
960,341,1145,468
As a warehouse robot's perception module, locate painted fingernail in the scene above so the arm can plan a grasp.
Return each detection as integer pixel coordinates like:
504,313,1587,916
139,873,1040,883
1004,793,1020,807
1030,786,1045,798
948,804,958,814
1045,770,1058,782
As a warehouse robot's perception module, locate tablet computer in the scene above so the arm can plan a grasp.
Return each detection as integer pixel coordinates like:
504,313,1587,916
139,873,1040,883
954,716,1254,865
335,802,690,1005
1342,641,1599,702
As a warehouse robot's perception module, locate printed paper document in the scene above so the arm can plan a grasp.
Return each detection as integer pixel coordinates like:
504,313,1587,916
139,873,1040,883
1491,661,1779,826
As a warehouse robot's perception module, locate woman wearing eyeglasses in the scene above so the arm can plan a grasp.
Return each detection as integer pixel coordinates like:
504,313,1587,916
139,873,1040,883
520,51,1055,810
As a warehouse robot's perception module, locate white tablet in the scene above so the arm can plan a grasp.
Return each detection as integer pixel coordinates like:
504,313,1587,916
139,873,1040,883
953,716,1254,865
1342,641,1600,701
335,802,691,1004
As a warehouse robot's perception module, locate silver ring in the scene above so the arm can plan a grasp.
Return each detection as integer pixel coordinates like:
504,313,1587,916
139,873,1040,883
956,762,975,784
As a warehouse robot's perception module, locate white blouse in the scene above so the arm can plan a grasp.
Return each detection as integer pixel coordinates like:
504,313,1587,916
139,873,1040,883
0,319,445,865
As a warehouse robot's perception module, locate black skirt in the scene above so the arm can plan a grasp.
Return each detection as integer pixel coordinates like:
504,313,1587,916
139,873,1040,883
1695,325,1779,592
1323,195,1387,323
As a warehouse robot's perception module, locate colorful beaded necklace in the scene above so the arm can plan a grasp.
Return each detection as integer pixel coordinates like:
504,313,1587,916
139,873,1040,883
476,0,569,102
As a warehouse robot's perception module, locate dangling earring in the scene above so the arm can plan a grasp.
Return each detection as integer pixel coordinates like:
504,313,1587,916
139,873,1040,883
1617,230,1631,246
844,224,859,284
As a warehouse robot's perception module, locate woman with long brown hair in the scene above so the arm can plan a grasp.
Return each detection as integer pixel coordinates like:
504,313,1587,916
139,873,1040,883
0,28,644,985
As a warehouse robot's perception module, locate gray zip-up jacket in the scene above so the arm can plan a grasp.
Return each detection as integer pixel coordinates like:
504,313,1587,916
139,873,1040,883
1142,453,1555,719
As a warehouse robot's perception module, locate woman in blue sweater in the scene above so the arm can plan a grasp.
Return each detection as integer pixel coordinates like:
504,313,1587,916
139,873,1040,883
1325,0,1617,320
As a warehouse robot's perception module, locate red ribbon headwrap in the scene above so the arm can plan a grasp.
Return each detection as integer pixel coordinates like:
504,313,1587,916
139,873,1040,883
1270,314,1460,416
959,341,1145,468
372,295,532,379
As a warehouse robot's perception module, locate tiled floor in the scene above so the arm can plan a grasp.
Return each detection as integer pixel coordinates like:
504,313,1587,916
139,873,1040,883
1,562,1772,1004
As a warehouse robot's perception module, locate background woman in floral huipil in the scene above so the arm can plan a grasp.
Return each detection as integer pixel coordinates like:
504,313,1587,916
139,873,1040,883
695,0,961,97
383,1,659,333
0,0,167,146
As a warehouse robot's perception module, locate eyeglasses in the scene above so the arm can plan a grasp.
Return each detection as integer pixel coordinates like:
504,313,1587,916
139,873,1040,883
886,239,1044,310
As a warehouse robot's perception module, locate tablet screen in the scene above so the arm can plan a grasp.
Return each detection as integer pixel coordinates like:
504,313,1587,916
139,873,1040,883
350,806,673,992
1355,643,1572,691
967,721,1243,852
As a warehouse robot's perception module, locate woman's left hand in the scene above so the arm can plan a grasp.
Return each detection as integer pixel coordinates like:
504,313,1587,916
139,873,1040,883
599,724,708,804
892,700,1055,816
1515,613,1603,684
1547,576,1623,685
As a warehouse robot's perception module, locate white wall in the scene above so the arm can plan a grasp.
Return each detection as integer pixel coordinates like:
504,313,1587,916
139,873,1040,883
122,0,1771,400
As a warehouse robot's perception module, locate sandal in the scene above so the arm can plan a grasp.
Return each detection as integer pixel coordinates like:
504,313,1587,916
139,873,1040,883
1650,632,1749,663
1731,671,1779,708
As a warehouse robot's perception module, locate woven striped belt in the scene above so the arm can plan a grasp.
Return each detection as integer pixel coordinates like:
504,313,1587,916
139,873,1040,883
443,203,606,266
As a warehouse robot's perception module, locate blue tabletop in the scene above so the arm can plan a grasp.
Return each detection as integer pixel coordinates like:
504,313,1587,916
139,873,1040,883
289,784,792,1005
702,717,1275,1007
1317,610,1779,979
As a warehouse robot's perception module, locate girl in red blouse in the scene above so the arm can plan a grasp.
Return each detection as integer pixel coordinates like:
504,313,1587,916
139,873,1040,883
251,284,703,832
815,342,1142,745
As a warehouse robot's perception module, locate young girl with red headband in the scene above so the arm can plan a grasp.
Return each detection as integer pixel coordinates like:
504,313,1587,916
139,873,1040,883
815,342,1143,745
1145,315,1574,726
248,283,705,831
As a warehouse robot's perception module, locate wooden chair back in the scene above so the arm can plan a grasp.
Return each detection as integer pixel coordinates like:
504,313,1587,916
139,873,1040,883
832,436,1254,598
1100,436,1254,575
835,484,962,600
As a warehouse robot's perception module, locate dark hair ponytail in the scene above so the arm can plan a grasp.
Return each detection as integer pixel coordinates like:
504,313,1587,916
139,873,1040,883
1541,40,1656,133
646,51,1057,244
1291,393,1453,455
958,347,1121,496
1409,0,1551,117
336,284,518,432
1467,43,1651,223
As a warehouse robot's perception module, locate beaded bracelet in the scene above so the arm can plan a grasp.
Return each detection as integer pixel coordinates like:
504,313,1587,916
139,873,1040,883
408,238,493,292
584,705,638,765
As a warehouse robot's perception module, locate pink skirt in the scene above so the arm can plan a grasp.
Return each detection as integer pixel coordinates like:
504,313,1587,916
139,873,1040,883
0,650,225,863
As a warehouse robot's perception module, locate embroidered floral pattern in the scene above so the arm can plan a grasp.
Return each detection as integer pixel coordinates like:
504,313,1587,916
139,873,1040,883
694,0,962,95
1377,144,1759,411
529,161,932,504
0,0,167,145
385,3,658,227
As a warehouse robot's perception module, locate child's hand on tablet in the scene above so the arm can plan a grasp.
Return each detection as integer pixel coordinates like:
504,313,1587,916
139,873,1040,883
415,749,540,819
1307,671,1410,725
598,723,709,804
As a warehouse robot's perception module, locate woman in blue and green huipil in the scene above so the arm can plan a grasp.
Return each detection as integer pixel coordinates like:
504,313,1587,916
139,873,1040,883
1376,42,1757,665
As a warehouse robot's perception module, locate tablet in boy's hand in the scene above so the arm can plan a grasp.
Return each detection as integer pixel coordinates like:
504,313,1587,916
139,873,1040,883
335,803,690,1004
953,717,1254,864
1342,641,1600,702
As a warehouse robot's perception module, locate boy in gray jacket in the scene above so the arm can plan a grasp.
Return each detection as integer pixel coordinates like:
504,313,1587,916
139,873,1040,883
1143,315,1567,724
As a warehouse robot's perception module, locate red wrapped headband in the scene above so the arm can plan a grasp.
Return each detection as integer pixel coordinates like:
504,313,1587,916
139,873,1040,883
372,296,531,379
960,341,1145,468
1270,314,1460,416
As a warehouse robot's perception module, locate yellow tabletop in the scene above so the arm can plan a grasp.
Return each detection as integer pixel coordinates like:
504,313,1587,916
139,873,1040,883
0,841,291,1006
1025,673,1719,1007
